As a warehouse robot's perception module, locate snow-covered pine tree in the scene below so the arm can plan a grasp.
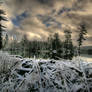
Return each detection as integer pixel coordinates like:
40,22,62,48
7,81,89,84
0,9,7,50
21,35,29,57
63,29,74,60
49,33,62,59
77,22,87,56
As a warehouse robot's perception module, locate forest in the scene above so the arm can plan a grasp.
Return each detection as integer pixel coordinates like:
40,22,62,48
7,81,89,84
3,24,87,60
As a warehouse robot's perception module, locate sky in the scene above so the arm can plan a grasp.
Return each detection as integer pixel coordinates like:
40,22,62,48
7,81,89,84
0,0,92,46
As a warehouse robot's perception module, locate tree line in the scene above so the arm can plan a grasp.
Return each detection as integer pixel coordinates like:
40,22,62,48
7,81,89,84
6,24,87,60
0,9,87,60
6,31,74,60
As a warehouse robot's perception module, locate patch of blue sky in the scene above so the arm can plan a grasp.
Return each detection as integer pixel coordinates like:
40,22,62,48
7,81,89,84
37,14,62,28
57,7,72,15
12,11,29,27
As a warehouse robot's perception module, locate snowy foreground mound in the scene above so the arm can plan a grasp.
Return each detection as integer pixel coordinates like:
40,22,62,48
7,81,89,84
0,57,92,92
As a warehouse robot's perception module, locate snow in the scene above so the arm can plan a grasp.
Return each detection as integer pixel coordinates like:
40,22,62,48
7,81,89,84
0,52,92,92
0,51,21,73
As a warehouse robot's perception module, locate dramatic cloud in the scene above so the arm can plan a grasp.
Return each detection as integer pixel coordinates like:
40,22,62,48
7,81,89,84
1,0,92,46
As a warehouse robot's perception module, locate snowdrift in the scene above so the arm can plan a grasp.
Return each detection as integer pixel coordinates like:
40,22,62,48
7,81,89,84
0,54,92,92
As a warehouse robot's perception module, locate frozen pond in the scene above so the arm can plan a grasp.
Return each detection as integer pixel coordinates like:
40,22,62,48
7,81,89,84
80,54,92,62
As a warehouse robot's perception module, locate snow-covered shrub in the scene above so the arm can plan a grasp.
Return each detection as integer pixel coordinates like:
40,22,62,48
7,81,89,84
0,51,21,73
0,58,92,92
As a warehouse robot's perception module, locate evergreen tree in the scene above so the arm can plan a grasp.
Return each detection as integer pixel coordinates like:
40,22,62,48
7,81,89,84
0,9,7,50
77,22,87,56
63,30,74,60
49,33,62,59
46,35,53,58
30,41,38,57
21,35,29,57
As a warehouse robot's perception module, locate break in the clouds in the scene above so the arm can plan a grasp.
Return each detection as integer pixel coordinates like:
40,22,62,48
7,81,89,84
1,0,92,45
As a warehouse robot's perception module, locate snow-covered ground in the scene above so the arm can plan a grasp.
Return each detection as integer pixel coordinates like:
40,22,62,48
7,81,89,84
0,52,92,92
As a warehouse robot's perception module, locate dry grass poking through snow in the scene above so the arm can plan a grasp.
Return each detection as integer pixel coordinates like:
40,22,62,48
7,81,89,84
0,52,92,92
0,51,21,73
